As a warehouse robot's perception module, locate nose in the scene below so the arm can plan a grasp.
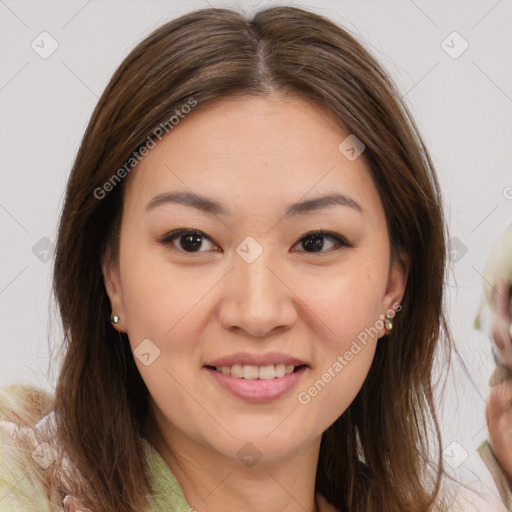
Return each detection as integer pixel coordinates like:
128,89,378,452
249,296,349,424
217,247,298,338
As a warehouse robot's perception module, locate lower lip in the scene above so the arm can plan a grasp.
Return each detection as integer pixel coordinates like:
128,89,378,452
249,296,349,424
204,366,307,403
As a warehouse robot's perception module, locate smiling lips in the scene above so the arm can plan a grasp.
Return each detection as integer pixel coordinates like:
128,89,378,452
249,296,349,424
203,352,309,402
204,351,309,380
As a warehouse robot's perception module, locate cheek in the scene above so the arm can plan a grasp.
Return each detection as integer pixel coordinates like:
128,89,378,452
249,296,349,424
119,242,214,349
292,263,385,347
290,266,383,425
119,256,210,419
298,341,376,411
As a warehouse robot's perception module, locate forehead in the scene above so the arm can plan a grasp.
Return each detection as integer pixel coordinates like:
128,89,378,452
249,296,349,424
123,94,382,220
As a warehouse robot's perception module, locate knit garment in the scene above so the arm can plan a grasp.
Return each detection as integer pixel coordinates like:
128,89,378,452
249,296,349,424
0,409,191,511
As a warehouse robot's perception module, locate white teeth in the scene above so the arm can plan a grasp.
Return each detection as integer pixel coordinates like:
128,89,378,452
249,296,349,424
259,365,276,380
231,364,243,378
274,364,286,378
242,365,259,379
215,363,301,379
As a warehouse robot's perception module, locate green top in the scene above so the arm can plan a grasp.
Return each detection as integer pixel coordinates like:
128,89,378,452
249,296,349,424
141,437,194,511
0,415,193,512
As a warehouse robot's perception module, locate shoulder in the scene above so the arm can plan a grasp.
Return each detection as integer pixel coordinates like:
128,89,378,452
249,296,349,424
0,384,56,512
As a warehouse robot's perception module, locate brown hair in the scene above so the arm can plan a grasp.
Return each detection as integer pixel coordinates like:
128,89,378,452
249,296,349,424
48,5,454,511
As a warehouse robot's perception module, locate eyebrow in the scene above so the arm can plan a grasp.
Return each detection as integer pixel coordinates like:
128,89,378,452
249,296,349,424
145,190,363,217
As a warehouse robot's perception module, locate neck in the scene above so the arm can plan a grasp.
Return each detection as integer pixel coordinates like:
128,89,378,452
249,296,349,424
148,414,324,512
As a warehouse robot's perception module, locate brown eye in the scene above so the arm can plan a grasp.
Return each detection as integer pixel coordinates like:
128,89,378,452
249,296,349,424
160,229,219,253
292,231,352,254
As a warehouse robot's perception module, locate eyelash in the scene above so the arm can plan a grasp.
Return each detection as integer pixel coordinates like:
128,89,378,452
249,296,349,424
159,228,353,255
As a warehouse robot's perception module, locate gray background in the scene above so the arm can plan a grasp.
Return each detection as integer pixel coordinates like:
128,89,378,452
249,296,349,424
1,0,511,509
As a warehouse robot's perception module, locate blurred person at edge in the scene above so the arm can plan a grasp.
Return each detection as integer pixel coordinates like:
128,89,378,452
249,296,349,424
475,221,512,510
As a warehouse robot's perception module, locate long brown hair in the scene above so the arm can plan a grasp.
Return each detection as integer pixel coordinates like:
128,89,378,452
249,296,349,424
49,6,454,511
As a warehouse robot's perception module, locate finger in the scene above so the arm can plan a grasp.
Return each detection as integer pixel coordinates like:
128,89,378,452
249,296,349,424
487,380,512,422
492,315,512,351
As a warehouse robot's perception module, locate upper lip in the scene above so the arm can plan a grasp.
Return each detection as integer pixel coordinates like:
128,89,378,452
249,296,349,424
204,352,309,368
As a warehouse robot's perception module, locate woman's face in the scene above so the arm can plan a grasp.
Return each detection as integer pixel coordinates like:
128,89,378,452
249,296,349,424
103,94,407,463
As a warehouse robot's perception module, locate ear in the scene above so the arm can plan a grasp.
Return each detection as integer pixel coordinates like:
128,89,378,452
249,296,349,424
102,256,126,333
378,251,409,337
